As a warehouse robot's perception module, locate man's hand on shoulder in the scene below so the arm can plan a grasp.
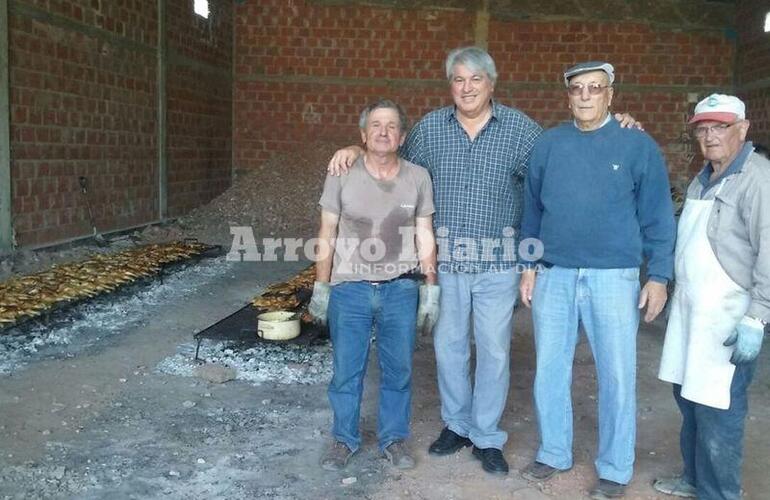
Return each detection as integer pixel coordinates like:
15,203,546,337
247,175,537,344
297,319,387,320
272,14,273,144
614,112,644,131
638,279,667,323
327,145,364,176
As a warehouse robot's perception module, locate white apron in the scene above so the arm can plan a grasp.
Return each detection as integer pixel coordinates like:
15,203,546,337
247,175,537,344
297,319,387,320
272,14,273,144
658,180,750,409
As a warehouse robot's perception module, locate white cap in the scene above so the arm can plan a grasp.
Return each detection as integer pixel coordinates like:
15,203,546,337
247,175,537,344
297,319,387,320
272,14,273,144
689,94,746,124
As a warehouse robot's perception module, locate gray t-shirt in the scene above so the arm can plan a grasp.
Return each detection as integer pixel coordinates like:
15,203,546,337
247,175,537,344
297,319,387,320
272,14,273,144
319,156,435,283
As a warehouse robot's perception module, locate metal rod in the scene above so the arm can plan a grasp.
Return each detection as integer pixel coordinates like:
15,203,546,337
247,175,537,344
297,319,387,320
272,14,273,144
25,219,168,251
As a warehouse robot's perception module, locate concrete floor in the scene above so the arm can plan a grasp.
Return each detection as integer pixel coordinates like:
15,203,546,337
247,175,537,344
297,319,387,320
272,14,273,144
0,256,767,499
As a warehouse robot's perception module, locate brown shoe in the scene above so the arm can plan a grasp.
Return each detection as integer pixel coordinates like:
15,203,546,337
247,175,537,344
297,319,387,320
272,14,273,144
521,461,567,482
320,441,355,471
383,440,416,469
589,479,626,499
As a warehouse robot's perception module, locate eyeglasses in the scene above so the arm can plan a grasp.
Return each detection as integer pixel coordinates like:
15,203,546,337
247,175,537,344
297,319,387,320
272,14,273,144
567,83,610,96
692,122,741,138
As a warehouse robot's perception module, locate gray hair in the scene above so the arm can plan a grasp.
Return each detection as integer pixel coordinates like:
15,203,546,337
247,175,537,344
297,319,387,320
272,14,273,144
358,99,409,133
445,46,498,85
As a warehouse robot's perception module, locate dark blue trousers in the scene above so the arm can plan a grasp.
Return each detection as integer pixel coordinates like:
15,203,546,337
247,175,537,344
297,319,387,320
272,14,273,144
673,361,757,500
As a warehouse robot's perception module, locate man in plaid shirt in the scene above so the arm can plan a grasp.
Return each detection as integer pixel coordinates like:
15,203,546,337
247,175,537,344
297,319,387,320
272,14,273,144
328,47,634,476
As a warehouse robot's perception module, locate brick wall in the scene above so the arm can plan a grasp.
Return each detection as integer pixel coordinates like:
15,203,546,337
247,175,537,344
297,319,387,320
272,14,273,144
234,0,736,185
166,0,233,218
7,0,233,247
489,21,734,181
9,0,158,247
233,0,472,170
736,0,770,149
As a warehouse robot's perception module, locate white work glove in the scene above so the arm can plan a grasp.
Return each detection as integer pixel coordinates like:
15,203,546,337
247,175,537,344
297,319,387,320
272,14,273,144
723,316,765,365
308,281,331,325
416,284,440,335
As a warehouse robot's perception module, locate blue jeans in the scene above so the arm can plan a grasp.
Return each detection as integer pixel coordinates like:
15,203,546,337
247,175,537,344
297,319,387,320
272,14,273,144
327,279,419,452
434,269,519,450
532,266,640,484
674,360,757,500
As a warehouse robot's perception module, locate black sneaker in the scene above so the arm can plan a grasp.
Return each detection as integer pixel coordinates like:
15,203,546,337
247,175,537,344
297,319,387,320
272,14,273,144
428,427,472,456
471,446,509,475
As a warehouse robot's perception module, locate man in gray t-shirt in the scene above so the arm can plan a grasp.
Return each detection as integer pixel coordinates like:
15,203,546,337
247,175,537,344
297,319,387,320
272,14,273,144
309,99,440,472
319,155,434,283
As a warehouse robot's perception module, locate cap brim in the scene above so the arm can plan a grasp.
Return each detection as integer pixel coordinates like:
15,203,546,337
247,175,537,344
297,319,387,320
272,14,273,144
688,112,739,124
563,68,614,86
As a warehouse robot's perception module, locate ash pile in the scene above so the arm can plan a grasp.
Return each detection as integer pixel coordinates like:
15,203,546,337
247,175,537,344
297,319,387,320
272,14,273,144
169,142,341,245
157,340,333,386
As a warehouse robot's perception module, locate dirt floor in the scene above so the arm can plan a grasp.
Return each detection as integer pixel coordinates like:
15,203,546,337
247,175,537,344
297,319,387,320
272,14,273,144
0,251,768,499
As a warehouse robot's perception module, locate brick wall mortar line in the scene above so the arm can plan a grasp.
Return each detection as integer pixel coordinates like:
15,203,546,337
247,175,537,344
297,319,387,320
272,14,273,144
168,48,232,80
489,16,731,34
306,0,731,33
237,74,449,87
739,77,770,93
236,73,729,95
307,0,468,13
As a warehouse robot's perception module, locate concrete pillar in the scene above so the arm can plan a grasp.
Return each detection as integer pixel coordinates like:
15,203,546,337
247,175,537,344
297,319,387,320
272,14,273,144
0,0,12,251
475,0,490,49
157,0,168,220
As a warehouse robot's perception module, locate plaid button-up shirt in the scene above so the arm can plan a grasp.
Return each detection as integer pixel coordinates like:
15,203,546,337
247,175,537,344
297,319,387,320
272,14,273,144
401,101,542,273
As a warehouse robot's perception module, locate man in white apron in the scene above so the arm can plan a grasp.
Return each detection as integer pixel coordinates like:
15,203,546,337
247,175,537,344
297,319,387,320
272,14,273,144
655,94,770,499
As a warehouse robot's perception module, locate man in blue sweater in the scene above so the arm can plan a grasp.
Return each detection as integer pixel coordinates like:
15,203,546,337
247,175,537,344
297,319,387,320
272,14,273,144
518,62,676,498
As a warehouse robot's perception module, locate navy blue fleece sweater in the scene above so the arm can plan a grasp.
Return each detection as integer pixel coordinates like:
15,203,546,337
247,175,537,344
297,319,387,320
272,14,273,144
521,119,675,282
